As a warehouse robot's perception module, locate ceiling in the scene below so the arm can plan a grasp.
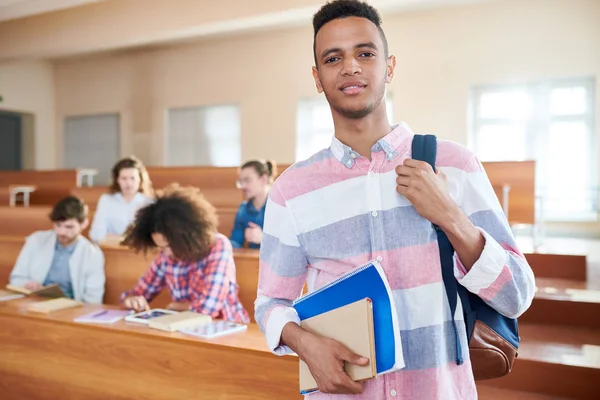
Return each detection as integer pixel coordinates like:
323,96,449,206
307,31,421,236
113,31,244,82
0,0,104,22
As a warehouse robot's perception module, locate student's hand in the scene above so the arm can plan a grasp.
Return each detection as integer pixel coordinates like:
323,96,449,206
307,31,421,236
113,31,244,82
297,331,369,394
24,281,42,291
123,296,150,311
167,301,190,312
396,159,458,227
244,222,263,244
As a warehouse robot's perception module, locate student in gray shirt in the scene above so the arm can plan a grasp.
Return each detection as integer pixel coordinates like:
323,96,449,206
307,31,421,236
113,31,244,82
10,196,105,303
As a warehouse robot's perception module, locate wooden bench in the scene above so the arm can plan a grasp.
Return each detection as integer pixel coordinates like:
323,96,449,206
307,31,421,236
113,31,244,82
482,161,536,226
0,206,94,238
0,298,300,400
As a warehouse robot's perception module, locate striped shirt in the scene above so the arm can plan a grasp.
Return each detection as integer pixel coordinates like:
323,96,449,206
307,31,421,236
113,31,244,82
255,123,535,400
121,233,250,323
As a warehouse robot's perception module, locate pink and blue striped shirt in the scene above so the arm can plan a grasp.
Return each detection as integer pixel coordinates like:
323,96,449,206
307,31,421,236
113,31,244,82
255,122,535,400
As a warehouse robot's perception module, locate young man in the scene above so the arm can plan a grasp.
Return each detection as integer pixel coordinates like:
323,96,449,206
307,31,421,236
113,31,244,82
10,196,105,303
255,1,535,399
120,184,250,323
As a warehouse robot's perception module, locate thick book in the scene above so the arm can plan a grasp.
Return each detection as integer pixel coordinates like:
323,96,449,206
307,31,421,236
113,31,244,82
27,298,82,314
180,321,248,339
6,283,66,299
293,260,403,375
299,298,377,394
148,311,212,332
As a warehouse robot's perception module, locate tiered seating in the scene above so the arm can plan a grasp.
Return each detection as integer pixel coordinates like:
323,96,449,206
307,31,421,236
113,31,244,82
0,164,597,399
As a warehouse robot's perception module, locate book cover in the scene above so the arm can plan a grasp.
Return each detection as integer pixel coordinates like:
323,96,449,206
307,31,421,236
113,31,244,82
299,298,376,394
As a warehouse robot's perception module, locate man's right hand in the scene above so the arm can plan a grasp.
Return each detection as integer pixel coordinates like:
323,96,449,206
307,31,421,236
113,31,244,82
123,296,150,311
283,323,369,394
24,281,42,291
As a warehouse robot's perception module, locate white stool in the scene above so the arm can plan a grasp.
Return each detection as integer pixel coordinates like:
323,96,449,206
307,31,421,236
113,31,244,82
9,185,36,207
76,169,98,187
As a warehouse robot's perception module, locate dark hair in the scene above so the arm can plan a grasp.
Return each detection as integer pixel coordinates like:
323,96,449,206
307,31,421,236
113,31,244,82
241,159,277,184
121,184,218,261
49,196,88,223
109,156,153,197
312,0,389,66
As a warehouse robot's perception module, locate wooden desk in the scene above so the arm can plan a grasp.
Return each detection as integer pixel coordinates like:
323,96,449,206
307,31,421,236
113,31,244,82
101,245,259,320
0,298,300,400
0,238,259,322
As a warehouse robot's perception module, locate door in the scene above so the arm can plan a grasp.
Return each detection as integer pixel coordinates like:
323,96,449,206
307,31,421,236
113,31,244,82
0,112,22,170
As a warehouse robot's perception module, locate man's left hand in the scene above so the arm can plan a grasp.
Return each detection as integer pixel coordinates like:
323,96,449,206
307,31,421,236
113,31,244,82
395,159,457,227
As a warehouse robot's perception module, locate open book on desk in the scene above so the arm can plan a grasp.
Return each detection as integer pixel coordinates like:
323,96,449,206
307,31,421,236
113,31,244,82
293,260,403,376
6,283,66,299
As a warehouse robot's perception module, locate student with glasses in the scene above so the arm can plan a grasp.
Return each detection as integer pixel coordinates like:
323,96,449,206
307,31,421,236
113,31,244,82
230,160,277,249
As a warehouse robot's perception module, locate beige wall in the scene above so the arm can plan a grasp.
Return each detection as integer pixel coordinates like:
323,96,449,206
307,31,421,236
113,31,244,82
53,0,599,166
0,60,56,169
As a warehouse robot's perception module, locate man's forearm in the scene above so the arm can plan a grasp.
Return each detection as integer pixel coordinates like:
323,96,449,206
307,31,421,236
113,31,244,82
440,204,485,271
281,321,313,357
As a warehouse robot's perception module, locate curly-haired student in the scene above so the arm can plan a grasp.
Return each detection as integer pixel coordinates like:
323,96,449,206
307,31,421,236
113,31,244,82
120,184,250,323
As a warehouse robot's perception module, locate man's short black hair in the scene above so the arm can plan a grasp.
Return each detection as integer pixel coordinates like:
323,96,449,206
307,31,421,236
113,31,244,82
312,0,389,66
49,196,88,223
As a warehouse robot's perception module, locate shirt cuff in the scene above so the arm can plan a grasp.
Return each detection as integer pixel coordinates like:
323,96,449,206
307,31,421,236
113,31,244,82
456,227,508,294
265,306,301,356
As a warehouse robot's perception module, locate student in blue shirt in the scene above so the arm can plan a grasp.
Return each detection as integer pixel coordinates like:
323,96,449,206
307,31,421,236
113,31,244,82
229,160,277,249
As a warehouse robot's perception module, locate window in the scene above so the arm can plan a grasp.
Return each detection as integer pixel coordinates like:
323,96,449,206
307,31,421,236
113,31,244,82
471,78,596,221
64,114,120,186
166,105,241,167
296,93,394,161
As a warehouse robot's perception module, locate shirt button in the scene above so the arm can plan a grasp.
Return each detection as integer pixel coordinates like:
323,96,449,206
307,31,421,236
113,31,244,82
350,153,357,159
391,389,397,397
371,211,378,217
376,256,383,262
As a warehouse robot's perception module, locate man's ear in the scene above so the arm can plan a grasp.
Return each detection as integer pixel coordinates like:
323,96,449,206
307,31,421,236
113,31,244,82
312,66,324,93
386,55,396,84
80,218,90,231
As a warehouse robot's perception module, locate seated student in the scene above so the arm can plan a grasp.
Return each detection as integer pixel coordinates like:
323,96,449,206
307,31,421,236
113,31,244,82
9,196,105,303
230,159,277,249
89,156,153,243
120,184,250,323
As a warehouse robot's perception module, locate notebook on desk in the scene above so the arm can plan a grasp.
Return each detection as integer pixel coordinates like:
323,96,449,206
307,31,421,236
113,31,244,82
27,298,82,314
293,260,403,376
0,289,25,302
148,311,212,332
299,298,377,394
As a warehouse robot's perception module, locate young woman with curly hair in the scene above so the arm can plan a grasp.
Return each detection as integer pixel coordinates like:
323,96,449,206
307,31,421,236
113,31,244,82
119,184,250,323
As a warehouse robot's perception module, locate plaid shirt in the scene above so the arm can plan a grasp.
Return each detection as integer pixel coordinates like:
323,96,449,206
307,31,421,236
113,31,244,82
121,233,250,323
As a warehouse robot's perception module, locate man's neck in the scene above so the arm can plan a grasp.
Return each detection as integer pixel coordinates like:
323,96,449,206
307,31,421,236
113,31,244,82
332,106,392,160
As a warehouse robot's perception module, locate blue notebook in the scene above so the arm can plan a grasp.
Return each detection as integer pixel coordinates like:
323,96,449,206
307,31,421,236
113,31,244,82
293,260,403,375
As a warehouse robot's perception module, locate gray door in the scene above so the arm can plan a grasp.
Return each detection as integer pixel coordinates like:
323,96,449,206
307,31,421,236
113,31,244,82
64,114,120,186
0,112,22,170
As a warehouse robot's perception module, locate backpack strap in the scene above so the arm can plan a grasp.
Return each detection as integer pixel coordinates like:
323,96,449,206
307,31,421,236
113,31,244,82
411,134,464,365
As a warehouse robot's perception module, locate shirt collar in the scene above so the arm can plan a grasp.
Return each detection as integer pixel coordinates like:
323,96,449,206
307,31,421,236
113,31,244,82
330,122,414,168
55,237,79,253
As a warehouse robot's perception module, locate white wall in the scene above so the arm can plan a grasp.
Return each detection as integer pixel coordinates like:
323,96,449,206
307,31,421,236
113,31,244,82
0,60,56,169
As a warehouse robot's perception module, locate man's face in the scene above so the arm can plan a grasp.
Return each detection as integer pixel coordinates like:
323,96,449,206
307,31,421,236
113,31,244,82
312,17,395,119
53,218,86,245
